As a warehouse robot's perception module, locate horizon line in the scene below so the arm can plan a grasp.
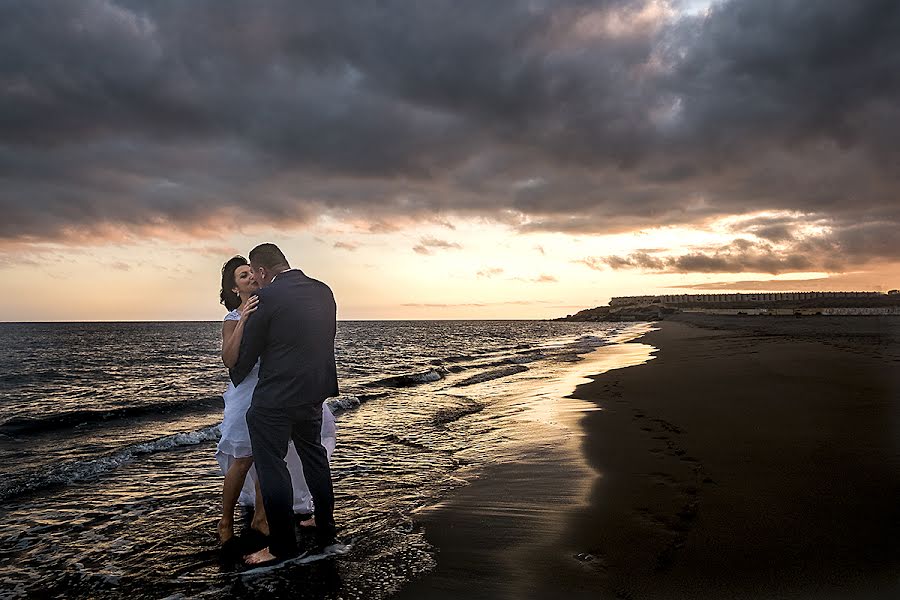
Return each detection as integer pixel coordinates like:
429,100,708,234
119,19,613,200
0,317,562,324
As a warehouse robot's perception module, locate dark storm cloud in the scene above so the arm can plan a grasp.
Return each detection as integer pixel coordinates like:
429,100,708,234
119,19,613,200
594,242,816,274
2,0,899,272
667,0,900,162
590,214,900,274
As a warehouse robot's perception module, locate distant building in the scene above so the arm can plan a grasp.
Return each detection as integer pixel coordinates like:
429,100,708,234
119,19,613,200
609,291,890,309
562,290,900,321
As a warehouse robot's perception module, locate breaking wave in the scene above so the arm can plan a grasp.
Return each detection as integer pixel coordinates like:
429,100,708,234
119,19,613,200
0,425,222,503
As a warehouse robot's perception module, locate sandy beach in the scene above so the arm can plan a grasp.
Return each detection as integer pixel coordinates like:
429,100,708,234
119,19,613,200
395,316,900,599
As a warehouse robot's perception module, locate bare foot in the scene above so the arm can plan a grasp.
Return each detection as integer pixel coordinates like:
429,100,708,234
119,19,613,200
244,546,277,565
251,517,270,537
218,519,234,544
298,515,316,528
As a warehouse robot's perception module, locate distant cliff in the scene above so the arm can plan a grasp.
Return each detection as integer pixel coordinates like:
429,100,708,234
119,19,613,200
555,305,667,322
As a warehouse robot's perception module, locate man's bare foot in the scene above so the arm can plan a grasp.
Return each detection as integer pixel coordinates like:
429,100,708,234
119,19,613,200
218,519,234,544
298,515,316,528
250,517,270,536
244,546,277,565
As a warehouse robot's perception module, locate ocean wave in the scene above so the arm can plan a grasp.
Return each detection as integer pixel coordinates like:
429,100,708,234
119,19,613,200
432,400,485,426
0,369,65,385
570,335,610,349
0,393,373,502
0,397,224,436
0,425,221,503
326,395,362,413
382,432,432,452
443,354,475,363
504,351,546,364
453,365,528,387
326,392,395,414
369,368,446,388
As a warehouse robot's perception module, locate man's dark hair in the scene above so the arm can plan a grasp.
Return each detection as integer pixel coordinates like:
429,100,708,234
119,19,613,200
249,243,290,271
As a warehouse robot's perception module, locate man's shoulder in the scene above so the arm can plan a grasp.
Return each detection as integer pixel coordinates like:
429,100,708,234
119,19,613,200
286,270,333,294
304,275,333,292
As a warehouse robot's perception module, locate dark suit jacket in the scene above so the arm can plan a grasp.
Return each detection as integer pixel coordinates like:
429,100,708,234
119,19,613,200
229,269,339,409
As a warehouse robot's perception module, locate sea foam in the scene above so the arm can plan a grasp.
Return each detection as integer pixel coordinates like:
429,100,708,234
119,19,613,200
0,425,221,502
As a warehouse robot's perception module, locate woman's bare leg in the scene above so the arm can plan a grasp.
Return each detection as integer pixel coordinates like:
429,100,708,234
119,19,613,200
250,479,269,535
219,457,253,543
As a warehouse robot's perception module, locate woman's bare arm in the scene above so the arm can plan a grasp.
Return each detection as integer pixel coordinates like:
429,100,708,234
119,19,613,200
221,297,259,368
221,319,242,368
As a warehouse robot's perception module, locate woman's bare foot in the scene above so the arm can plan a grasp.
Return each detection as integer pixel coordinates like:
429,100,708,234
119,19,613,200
298,515,316,528
218,519,234,544
244,546,277,565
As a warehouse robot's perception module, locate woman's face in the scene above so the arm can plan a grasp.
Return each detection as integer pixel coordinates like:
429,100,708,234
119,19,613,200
232,265,259,296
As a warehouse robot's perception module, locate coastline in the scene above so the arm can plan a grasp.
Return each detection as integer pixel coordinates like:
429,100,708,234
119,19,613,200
393,331,659,599
393,317,900,599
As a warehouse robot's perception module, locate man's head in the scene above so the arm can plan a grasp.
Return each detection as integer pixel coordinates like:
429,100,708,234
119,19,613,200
248,243,290,287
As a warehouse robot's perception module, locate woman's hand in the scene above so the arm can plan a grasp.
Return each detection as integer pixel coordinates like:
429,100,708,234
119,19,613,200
239,296,259,322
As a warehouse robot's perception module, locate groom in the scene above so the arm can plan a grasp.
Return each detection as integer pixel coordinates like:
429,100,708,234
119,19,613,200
230,242,344,565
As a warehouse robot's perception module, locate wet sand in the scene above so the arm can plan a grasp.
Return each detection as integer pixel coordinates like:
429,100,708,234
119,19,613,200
394,316,900,599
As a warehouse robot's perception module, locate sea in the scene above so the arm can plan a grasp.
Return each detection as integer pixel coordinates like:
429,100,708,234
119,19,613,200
0,320,652,599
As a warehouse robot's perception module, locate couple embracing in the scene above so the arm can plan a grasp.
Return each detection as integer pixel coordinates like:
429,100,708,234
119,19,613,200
216,243,347,567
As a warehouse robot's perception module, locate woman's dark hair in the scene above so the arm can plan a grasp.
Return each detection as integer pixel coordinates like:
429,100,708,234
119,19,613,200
220,256,248,311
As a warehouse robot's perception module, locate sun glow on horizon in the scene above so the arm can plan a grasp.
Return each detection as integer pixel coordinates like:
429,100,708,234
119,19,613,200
3,214,897,322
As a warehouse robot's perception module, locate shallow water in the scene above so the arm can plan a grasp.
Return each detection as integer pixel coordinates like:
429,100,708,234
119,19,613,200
0,320,653,599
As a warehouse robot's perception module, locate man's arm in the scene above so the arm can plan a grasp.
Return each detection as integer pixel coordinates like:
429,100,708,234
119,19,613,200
327,287,339,397
229,294,268,386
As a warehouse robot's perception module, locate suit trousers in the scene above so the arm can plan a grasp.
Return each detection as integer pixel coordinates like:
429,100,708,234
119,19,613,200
246,402,337,557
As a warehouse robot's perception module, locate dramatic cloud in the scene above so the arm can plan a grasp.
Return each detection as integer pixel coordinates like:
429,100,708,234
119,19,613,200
584,205,900,275
576,257,607,271
2,0,899,272
412,236,462,255
508,273,561,283
672,270,900,292
593,242,805,275
672,278,834,292
476,267,504,278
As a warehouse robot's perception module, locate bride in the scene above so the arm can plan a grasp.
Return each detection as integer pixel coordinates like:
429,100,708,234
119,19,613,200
216,255,337,544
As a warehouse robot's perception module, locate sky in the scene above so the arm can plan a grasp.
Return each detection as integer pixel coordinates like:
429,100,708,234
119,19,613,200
2,0,899,321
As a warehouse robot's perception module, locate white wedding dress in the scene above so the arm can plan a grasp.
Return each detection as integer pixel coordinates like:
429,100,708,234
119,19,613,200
216,308,336,514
